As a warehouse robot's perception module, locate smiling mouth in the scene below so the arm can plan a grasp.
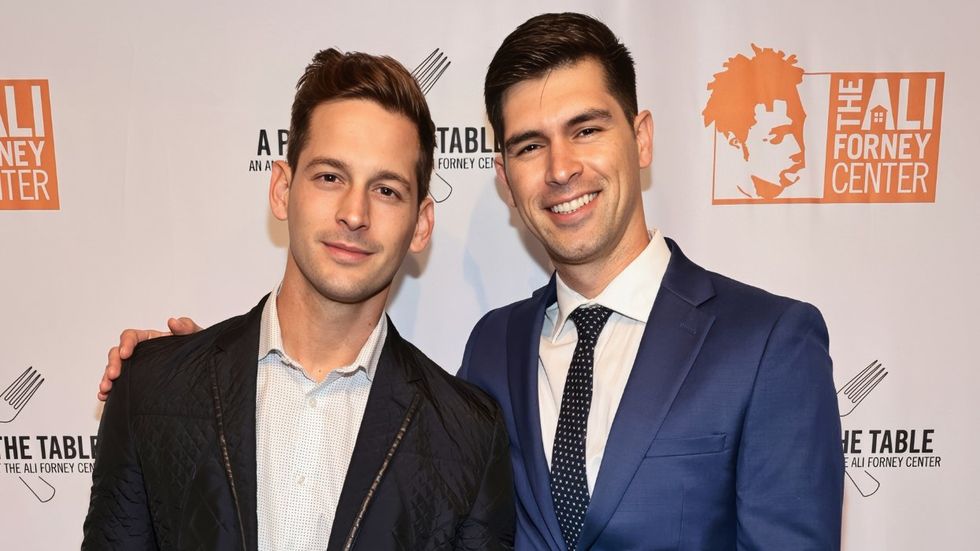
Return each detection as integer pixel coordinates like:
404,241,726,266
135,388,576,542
550,192,597,214
781,171,801,186
322,241,375,262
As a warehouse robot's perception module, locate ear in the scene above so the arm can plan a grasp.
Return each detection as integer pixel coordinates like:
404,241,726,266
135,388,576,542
724,131,750,160
724,131,742,149
634,110,654,168
409,195,435,253
269,160,291,221
494,154,516,207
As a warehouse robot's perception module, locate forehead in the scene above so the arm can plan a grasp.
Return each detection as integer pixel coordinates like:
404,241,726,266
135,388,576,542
302,99,419,174
500,58,627,134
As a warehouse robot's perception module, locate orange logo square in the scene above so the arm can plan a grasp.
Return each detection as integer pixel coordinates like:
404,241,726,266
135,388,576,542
824,73,943,203
0,80,59,210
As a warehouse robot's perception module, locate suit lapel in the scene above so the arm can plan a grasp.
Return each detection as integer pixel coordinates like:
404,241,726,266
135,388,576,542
578,240,716,550
210,296,265,551
328,319,420,550
507,279,566,551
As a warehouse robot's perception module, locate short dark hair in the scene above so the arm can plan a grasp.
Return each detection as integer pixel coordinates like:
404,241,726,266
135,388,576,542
289,48,435,205
484,12,638,150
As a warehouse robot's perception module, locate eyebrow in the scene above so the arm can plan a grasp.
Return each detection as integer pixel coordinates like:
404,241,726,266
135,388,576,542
306,156,351,175
503,130,544,154
305,156,413,191
503,108,615,153
567,108,613,128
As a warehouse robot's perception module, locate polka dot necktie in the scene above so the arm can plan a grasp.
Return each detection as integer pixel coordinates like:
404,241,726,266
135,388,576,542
550,304,613,550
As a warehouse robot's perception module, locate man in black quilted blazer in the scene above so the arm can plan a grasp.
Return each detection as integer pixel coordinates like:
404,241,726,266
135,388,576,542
82,49,514,550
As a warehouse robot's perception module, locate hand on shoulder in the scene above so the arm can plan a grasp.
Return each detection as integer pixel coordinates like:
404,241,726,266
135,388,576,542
97,317,202,400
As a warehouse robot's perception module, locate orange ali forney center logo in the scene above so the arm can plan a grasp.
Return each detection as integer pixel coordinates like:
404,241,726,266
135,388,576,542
703,45,805,200
703,45,944,204
0,80,59,210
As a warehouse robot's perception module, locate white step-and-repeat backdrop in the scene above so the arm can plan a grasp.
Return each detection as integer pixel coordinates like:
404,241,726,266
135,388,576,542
2,1,976,548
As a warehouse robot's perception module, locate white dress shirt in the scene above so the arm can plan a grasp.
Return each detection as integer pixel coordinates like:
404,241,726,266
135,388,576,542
539,230,671,492
255,288,387,550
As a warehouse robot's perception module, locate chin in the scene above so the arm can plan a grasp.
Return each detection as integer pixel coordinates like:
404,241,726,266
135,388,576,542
311,278,386,306
779,175,800,189
548,238,607,266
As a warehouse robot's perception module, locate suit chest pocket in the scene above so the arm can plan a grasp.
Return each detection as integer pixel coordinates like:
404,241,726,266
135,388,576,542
645,433,727,457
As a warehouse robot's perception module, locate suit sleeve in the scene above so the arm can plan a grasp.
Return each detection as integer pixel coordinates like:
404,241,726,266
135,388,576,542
735,301,844,551
82,356,156,549
455,405,516,550
457,311,492,382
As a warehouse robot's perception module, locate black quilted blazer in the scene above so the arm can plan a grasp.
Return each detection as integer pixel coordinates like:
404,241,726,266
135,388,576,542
83,296,515,550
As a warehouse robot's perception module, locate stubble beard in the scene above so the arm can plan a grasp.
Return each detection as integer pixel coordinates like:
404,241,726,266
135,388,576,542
292,245,392,307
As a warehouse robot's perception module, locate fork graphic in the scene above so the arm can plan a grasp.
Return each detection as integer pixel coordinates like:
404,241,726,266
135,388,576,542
837,360,887,417
19,475,56,503
1,367,45,423
845,469,881,498
411,48,454,203
411,48,451,95
838,360,888,498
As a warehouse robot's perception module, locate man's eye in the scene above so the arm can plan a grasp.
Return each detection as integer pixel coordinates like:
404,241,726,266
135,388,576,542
377,186,400,198
766,127,793,145
318,173,340,183
518,144,541,156
578,127,599,137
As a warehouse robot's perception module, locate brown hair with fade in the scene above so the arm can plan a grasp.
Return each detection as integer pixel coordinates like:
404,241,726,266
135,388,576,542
484,12,638,151
289,48,435,205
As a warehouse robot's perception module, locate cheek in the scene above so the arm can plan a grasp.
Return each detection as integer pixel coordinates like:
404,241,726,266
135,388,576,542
291,204,333,240
512,188,535,210
506,159,544,191
504,177,535,207
583,143,624,177
382,208,421,242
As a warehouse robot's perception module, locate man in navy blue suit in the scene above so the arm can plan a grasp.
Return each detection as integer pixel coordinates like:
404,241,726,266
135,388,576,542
459,12,843,550
101,12,843,551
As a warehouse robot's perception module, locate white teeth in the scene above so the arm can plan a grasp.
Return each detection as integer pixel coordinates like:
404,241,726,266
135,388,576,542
550,192,597,214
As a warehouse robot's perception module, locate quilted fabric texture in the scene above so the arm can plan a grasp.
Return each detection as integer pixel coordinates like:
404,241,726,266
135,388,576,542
82,298,515,550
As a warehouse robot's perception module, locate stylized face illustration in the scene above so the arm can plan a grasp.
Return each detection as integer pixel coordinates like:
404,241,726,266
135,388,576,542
703,45,808,200
739,99,805,197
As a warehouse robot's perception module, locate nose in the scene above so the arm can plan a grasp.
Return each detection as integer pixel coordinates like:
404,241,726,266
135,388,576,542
789,135,805,168
336,187,369,231
545,139,582,186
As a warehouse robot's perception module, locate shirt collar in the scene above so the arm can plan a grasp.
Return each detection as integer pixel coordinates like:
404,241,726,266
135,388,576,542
258,285,387,381
549,229,671,341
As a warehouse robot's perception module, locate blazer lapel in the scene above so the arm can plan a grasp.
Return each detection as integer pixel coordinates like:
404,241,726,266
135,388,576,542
507,278,566,551
578,240,716,550
210,296,266,551
328,319,420,550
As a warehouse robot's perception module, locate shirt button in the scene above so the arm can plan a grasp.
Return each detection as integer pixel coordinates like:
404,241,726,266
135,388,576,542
296,474,305,486
308,397,317,408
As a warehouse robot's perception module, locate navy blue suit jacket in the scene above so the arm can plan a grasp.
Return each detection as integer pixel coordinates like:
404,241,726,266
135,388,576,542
459,239,843,550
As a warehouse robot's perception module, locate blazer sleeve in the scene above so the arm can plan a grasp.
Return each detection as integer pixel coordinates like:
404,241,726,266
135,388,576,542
455,405,516,550
457,310,493,382
735,301,844,551
82,357,156,549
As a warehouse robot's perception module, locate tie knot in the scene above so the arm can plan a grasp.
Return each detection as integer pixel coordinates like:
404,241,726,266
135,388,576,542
568,304,613,340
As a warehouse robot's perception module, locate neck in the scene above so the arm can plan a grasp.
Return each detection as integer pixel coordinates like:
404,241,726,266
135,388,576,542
275,256,387,383
750,175,782,199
